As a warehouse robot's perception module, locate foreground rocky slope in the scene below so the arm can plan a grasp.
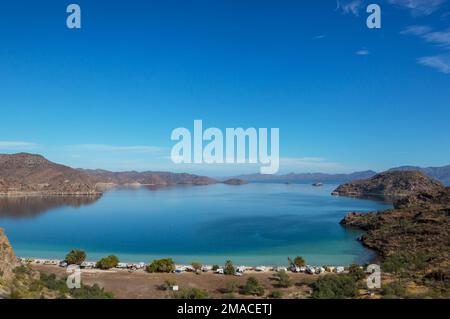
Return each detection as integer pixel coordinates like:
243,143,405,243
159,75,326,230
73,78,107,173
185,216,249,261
0,228,17,282
341,188,450,258
333,171,445,198
340,186,450,296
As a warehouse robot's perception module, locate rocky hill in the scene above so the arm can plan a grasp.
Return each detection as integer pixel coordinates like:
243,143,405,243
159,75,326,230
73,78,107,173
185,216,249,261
333,171,445,198
0,153,217,196
0,153,100,196
340,187,450,275
0,228,17,282
389,165,450,185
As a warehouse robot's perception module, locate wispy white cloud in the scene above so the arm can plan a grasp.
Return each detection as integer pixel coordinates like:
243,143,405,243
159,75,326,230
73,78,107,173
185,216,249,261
0,141,39,150
68,144,165,153
401,25,450,73
356,48,370,55
336,0,364,16
388,0,446,16
312,34,327,40
417,55,450,73
400,25,433,36
423,29,450,47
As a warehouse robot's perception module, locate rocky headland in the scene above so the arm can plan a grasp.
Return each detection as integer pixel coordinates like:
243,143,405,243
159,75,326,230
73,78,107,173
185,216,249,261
338,172,450,295
333,171,445,198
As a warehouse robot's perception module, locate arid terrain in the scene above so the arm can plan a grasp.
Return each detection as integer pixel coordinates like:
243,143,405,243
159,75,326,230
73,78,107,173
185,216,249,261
31,264,314,299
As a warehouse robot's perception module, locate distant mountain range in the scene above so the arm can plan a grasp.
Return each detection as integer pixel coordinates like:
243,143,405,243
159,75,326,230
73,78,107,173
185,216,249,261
1,153,449,196
0,153,216,196
78,168,217,187
231,165,450,185
230,171,378,184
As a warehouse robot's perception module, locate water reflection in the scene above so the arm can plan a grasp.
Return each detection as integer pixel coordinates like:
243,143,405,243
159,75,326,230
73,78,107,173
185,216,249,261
0,195,102,219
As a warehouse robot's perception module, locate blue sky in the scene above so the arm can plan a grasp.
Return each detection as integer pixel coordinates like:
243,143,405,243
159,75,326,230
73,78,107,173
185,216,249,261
0,0,449,175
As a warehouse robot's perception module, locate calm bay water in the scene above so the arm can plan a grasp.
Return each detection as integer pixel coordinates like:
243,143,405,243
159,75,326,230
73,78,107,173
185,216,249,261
0,183,391,266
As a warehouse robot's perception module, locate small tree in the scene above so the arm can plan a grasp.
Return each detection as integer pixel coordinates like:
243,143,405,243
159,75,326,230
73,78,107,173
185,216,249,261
65,249,86,265
243,277,265,296
96,255,119,270
293,256,306,267
224,260,235,275
146,258,175,273
348,264,366,281
212,265,220,271
275,271,293,288
191,262,202,272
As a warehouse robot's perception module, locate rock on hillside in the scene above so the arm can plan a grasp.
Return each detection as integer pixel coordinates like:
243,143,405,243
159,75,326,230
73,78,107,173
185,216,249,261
333,171,445,198
0,153,100,195
0,228,17,282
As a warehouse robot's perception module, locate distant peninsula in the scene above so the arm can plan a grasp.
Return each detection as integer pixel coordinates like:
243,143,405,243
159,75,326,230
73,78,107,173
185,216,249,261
0,153,217,196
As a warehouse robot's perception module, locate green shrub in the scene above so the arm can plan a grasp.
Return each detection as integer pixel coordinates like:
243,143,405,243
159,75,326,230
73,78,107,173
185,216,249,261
311,275,358,299
243,277,265,296
70,283,114,299
225,280,239,293
382,252,431,274
275,271,293,288
381,281,407,299
96,255,119,270
294,256,306,267
65,249,86,265
270,290,284,299
13,265,32,276
348,264,366,281
146,258,175,273
176,288,210,299
39,273,68,293
224,260,235,275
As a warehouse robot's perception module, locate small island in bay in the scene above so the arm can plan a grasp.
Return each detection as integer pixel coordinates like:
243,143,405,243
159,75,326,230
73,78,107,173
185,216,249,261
222,178,248,186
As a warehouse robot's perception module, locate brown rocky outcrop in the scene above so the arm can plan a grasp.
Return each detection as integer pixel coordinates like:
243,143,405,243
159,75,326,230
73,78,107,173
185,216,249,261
0,153,100,196
0,228,17,282
333,171,445,198
340,188,450,266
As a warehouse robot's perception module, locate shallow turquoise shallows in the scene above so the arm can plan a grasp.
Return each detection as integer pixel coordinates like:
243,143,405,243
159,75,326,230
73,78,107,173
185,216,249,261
0,183,391,266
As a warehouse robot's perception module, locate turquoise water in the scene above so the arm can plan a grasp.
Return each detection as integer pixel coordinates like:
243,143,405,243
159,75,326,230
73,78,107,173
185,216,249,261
0,184,391,266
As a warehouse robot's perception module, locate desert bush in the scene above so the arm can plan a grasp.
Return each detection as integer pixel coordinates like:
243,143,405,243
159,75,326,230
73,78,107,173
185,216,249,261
243,277,265,296
311,275,358,299
146,258,175,273
65,249,86,265
96,255,119,270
